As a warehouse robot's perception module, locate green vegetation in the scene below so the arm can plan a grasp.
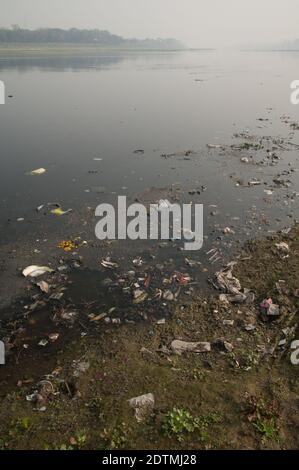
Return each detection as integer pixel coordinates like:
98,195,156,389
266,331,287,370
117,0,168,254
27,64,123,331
162,408,222,443
162,408,199,442
253,418,279,442
0,27,183,50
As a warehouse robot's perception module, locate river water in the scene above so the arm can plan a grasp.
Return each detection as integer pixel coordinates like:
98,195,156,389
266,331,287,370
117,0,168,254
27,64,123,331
0,49,299,267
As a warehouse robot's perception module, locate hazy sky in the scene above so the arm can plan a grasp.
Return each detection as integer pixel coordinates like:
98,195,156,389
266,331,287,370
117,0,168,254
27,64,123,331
0,0,297,48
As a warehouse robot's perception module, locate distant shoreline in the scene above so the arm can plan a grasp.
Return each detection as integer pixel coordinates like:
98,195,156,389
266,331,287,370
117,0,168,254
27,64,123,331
0,43,215,57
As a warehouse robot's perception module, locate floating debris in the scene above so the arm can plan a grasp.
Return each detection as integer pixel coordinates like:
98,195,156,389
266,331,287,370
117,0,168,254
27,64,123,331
50,207,72,216
22,265,53,278
207,144,222,149
248,180,262,186
101,258,119,269
223,227,235,235
36,280,50,294
58,240,76,252
29,168,46,176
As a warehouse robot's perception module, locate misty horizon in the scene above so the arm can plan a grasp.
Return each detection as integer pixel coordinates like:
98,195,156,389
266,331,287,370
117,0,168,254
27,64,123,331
0,0,298,48
0,25,298,51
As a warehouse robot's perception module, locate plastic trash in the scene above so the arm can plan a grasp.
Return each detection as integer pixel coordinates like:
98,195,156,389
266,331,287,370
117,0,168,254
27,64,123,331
36,280,50,293
171,340,211,355
22,265,53,278
260,298,280,317
275,242,290,254
128,393,155,422
29,168,46,176
50,207,72,216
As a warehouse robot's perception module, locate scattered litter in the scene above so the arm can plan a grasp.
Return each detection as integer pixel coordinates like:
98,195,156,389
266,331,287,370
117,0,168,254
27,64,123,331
133,289,148,304
60,311,78,323
213,339,234,353
171,340,211,355
260,298,280,317
36,280,50,294
248,180,262,186
133,257,143,267
101,258,119,269
49,333,59,342
29,168,46,176
219,288,254,304
50,207,72,216
215,266,241,295
163,290,175,301
26,380,54,408
185,258,199,268
22,265,53,278
58,240,76,252
223,319,234,326
173,272,191,285
128,393,155,422
207,144,221,149
275,242,290,255
244,324,256,332
50,292,64,301
223,227,235,235
89,312,107,322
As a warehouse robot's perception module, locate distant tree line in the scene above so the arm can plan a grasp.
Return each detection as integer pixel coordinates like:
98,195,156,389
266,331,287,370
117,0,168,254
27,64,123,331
0,27,183,49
